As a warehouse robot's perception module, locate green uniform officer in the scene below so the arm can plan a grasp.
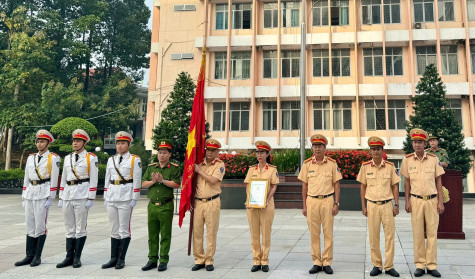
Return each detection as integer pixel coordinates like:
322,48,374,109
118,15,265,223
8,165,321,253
425,134,450,168
141,139,181,272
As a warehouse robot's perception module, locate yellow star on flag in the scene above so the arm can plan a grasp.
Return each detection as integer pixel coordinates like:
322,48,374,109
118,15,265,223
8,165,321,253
186,127,196,159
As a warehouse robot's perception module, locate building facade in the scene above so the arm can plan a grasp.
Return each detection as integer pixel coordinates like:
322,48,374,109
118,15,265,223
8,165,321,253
147,0,475,192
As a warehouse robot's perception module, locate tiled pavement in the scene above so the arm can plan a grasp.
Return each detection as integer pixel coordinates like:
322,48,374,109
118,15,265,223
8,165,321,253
0,195,474,279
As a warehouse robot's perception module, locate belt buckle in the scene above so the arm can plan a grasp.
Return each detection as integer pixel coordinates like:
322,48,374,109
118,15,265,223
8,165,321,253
377,201,382,205
202,198,207,202
423,196,428,201
114,180,120,185
70,181,76,186
318,196,323,199
32,181,37,186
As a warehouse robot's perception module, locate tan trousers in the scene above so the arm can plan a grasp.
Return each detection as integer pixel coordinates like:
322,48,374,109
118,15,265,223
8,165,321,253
193,198,220,265
306,196,334,266
246,206,275,265
411,196,439,270
367,201,395,270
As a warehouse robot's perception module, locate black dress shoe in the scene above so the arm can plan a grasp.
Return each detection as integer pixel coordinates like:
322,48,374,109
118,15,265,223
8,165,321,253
309,265,322,274
206,265,214,271
157,262,167,272
141,261,157,271
262,265,269,272
414,268,425,277
385,268,400,277
427,269,441,277
323,266,334,274
191,264,205,271
370,267,382,276
251,265,261,272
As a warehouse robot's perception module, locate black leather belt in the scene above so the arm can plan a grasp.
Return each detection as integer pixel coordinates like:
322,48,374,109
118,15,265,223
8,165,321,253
411,193,437,201
66,178,90,185
150,198,173,206
309,193,334,199
195,194,220,202
368,199,392,205
31,178,50,186
110,179,133,185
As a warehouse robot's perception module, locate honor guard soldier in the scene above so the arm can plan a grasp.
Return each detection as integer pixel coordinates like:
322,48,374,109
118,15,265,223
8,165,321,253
426,134,450,168
298,134,342,275
57,129,98,268
141,139,181,272
191,138,225,272
15,130,60,267
244,141,279,273
102,132,142,269
400,129,445,278
357,137,401,277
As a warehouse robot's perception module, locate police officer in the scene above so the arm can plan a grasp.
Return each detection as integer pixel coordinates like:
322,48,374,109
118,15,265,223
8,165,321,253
141,139,181,272
400,129,445,278
244,141,279,273
426,134,449,168
191,138,225,272
15,130,60,267
357,137,400,277
298,134,342,275
57,129,98,268
102,132,142,269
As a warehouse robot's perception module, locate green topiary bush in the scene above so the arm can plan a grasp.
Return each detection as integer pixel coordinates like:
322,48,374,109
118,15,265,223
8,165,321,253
49,117,102,156
0,168,25,180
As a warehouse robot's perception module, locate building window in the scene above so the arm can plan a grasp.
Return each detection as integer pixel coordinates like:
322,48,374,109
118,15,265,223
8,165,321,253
263,51,278,78
231,52,251,80
263,102,277,131
264,3,279,28
313,49,330,77
281,101,300,130
471,45,475,74
416,46,437,75
441,46,458,75
332,49,351,77
213,103,226,131
388,100,405,130
174,4,196,11
366,100,386,130
282,50,300,78
386,47,403,76
282,2,300,27
331,0,349,26
216,4,228,30
214,52,227,79
333,101,352,130
230,102,250,131
446,99,462,127
313,101,330,130
469,0,475,21
232,3,252,30
312,0,329,26
384,0,401,24
363,48,383,76
362,0,381,25
438,0,454,21
414,0,434,22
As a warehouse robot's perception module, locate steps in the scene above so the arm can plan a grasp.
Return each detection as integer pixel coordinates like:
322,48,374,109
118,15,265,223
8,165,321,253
274,182,302,209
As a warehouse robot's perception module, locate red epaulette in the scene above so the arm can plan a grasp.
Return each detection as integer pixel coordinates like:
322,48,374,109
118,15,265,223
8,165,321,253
362,161,372,165
51,152,59,157
88,152,97,157
405,153,414,158
427,153,436,157
304,158,312,163
132,154,140,158
385,160,394,166
327,157,336,163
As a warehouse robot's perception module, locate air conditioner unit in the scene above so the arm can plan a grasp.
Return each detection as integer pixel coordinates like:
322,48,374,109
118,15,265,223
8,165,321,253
414,22,422,29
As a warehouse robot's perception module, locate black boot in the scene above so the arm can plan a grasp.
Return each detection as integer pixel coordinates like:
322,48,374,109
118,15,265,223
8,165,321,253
115,237,131,269
102,238,120,269
30,235,47,267
57,238,76,268
73,236,86,268
14,235,36,266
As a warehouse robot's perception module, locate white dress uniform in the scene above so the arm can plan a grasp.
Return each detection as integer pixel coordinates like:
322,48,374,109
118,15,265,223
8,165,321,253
104,152,142,239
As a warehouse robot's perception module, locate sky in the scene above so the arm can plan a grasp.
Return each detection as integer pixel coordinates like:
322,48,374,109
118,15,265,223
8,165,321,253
140,0,154,87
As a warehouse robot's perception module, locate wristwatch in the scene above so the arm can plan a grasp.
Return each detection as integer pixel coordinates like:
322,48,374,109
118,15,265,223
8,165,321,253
394,204,399,207
334,202,340,207
161,179,167,184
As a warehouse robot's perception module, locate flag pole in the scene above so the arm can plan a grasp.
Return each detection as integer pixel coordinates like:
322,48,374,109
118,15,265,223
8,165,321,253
187,177,197,256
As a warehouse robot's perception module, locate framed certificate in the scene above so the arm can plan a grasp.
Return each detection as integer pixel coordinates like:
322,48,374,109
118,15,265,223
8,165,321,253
247,179,269,208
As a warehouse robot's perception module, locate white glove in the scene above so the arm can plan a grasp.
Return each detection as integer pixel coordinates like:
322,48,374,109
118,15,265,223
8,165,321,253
130,200,137,208
104,200,109,208
44,198,53,208
86,200,94,208
22,200,26,208
58,200,63,207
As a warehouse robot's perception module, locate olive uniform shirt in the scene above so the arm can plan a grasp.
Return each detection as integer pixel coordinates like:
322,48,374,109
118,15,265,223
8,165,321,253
142,162,181,203
425,148,450,166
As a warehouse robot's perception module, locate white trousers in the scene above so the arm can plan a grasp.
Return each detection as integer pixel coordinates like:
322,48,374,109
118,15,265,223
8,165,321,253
62,199,88,238
106,201,133,239
25,199,48,237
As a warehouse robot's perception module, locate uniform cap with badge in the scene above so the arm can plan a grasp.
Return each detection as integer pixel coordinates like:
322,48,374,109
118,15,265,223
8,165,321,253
367,136,385,147
115,131,133,143
410,128,428,141
157,139,173,150
72,129,90,143
206,138,221,149
255,141,271,152
428,133,438,141
310,134,328,146
36,129,55,143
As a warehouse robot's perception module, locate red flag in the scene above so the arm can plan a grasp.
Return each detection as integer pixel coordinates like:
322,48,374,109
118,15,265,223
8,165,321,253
179,49,206,227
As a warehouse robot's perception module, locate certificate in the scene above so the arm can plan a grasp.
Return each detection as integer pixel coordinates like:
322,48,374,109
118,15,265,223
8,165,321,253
247,179,269,208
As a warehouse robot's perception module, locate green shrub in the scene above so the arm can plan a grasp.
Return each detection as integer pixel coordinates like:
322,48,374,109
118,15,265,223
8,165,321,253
219,153,256,179
0,168,25,180
98,164,107,179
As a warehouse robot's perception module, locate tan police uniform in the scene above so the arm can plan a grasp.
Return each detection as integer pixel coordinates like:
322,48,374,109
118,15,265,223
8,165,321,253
400,129,445,270
298,134,342,266
244,141,279,266
357,137,400,271
193,139,226,266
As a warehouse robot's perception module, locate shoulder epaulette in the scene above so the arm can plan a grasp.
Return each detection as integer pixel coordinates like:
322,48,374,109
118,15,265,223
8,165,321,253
268,164,277,168
87,152,97,157
250,164,257,168
304,158,312,163
440,148,446,151
405,153,414,158
51,152,59,156
385,160,394,166
327,157,336,163
215,159,223,163
148,163,158,166
424,148,430,151
170,162,179,167
427,153,436,157
131,154,140,158
29,153,37,156
362,161,372,165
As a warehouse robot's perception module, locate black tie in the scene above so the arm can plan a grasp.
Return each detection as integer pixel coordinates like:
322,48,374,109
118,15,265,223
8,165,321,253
75,154,79,162
38,155,42,163
119,156,123,164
